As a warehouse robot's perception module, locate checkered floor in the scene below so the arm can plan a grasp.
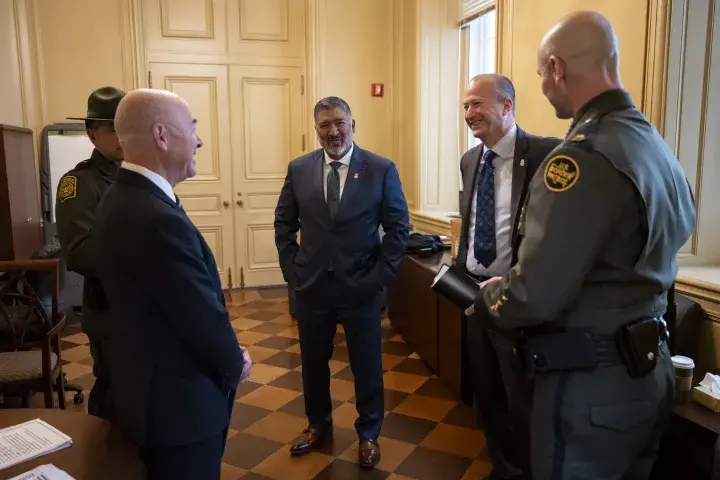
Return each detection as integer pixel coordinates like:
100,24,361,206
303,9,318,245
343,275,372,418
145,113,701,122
22,288,493,479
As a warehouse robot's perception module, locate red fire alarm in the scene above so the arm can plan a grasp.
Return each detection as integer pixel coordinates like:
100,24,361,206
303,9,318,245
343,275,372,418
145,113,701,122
371,83,384,97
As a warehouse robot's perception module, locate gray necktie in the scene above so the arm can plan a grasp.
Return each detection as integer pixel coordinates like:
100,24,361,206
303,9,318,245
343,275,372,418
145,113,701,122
327,161,342,219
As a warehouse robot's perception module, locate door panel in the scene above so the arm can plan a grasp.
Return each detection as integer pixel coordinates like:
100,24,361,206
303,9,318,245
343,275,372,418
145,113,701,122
144,0,227,54
149,62,235,288
227,0,305,58
229,65,305,287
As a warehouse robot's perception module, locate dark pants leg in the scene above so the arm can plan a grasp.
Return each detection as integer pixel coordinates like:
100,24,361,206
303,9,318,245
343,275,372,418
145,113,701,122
466,313,527,478
296,295,337,428
82,305,113,421
141,432,227,480
339,293,384,440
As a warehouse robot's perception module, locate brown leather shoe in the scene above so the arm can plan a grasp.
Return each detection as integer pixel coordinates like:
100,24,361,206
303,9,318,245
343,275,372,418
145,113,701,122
358,439,381,468
289,425,332,456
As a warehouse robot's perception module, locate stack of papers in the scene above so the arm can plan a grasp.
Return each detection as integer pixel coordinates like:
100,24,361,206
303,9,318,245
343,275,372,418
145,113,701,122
0,419,72,471
8,464,75,480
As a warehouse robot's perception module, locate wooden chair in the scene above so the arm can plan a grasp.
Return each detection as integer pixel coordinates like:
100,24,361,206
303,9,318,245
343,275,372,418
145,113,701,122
0,259,66,408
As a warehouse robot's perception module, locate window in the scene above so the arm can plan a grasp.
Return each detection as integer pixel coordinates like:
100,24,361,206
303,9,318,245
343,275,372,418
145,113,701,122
460,8,496,153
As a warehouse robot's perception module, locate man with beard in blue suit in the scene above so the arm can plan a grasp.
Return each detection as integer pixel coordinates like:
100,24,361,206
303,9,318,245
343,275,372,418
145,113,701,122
274,96,410,468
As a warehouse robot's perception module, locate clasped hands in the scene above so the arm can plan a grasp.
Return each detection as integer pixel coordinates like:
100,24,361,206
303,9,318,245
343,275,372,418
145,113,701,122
464,276,502,316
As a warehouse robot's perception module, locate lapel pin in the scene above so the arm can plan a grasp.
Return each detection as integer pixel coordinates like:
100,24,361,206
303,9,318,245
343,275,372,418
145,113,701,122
353,173,359,179
520,159,526,167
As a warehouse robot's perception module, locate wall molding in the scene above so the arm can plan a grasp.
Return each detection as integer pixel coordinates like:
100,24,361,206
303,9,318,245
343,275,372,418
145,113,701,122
495,0,514,78
677,274,720,322
641,0,672,133
410,211,452,236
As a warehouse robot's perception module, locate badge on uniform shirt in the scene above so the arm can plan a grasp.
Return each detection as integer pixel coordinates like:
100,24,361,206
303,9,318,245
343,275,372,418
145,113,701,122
58,176,78,202
544,155,579,192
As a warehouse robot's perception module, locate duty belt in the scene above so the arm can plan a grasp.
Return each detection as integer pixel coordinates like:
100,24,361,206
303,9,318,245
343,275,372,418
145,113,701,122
521,318,667,378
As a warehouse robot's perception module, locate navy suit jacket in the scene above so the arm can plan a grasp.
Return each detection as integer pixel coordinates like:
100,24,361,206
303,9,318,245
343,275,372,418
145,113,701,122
274,145,410,301
456,127,562,273
94,169,245,447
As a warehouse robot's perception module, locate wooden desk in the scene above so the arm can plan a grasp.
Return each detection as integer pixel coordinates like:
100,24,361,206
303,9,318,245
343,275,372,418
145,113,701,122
388,253,471,403
650,401,720,479
0,409,144,479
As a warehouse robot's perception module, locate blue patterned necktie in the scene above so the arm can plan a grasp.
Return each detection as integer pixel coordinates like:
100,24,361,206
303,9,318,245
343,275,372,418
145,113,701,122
474,149,497,267
327,161,342,219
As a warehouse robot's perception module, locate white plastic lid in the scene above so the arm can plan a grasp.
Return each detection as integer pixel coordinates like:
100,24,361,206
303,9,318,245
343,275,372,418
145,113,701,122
671,355,695,369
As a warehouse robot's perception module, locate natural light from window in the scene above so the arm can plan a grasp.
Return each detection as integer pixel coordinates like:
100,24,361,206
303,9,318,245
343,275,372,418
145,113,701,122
464,10,496,152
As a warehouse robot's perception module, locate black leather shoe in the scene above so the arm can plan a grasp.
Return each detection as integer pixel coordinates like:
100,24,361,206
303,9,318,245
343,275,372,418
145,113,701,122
289,425,332,456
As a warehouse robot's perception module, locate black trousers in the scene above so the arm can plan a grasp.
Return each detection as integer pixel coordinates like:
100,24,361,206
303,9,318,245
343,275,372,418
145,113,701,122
82,304,113,421
140,431,227,480
295,287,384,440
466,312,533,479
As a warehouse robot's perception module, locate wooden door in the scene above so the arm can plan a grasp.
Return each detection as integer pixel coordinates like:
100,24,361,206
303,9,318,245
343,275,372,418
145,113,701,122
148,62,236,288
229,65,306,287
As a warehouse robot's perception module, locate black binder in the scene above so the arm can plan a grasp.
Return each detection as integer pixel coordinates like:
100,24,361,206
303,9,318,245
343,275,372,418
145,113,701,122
431,264,479,310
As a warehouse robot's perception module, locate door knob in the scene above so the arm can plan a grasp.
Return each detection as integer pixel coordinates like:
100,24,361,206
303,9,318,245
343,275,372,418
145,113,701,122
223,200,229,208
236,200,244,207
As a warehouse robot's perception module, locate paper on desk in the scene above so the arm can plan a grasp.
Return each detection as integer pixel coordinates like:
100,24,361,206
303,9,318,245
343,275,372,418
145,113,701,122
8,464,75,480
0,419,72,471
699,373,720,396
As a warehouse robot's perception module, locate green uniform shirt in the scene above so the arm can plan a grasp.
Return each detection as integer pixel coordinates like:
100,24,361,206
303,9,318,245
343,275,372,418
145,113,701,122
55,149,120,281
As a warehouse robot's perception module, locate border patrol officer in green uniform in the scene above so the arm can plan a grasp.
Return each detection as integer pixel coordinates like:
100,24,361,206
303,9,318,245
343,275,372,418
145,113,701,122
55,86,125,420
465,12,696,479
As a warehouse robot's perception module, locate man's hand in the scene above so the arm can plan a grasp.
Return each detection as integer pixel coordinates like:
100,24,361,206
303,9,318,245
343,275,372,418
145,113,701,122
465,277,502,316
239,347,253,383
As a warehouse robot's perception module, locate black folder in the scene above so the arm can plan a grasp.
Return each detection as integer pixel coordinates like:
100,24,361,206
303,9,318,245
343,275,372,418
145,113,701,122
431,264,480,310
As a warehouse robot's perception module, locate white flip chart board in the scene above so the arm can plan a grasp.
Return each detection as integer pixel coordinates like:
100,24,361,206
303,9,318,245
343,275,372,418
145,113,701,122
46,128,94,221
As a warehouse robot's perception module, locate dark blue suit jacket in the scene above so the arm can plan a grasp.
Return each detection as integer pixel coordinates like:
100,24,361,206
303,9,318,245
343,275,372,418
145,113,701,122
274,145,410,301
94,169,245,447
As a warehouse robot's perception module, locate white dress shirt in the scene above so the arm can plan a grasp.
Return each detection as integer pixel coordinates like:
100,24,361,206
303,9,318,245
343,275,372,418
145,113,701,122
121,162,176,203
466,124,516,278
323,142,354,201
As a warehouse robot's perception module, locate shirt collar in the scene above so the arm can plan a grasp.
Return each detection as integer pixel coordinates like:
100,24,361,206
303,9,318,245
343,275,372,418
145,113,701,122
324,142,354,166
120,162,176,202
90,149,121,178
484,123,517,160
567,89,634,138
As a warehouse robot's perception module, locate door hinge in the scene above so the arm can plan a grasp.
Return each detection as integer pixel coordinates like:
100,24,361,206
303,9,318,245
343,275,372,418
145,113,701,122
240,267,245,290
148,71,153,88
302,134,306,151
301,75,305,95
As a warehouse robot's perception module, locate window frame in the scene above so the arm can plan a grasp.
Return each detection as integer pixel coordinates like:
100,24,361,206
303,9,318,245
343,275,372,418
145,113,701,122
458,7,497,156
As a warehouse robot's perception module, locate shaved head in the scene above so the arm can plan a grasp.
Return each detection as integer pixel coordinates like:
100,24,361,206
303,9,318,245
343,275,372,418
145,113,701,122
537,11,622,119
114,89,203,186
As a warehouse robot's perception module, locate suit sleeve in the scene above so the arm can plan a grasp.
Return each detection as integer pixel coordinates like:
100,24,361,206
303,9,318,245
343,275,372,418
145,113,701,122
55,173,100,278
476,146,631,328
143,214,245,389
274,164,300,285
379,162,410,284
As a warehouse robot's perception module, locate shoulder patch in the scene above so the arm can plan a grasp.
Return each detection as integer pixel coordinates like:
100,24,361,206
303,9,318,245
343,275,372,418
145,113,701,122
58,176,78,202
544,155,580,192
